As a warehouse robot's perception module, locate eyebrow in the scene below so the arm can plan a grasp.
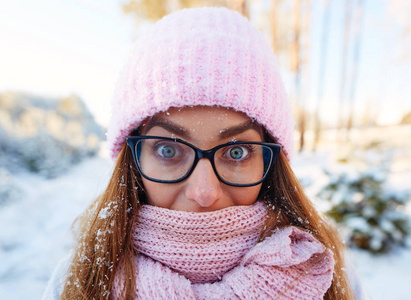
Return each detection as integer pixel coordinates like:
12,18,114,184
218,120,262,139
143,118,191,139
144,117,262,140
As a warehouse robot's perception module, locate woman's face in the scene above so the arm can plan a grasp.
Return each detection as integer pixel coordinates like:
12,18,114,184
139,106,264,212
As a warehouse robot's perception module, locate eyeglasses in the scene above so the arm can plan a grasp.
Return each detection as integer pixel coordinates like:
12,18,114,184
126,136,281,187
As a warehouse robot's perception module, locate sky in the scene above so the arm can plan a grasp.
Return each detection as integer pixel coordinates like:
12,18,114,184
307,0,411,126
0,0,410,127
0,0,133,125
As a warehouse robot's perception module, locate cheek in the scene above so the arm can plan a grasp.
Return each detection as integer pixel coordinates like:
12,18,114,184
230,184,262,206
142,178,262,209
142,179,179,208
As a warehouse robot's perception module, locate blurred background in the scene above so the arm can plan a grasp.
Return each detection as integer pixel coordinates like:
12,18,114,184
0,0,410,299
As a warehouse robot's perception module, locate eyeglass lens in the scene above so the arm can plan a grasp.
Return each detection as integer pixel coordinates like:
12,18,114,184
135,139,272,185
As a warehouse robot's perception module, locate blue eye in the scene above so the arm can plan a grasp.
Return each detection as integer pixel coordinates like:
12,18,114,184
228,146,249,160
157,145,176,158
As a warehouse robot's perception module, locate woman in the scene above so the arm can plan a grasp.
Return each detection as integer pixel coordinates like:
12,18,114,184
44,7,358,299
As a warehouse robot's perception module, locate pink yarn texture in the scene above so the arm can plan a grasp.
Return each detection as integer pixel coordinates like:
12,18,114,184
107,7,295,160
112,203,335,299
132,201,267,284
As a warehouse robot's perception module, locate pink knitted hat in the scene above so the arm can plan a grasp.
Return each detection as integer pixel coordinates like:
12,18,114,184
107,7,294,159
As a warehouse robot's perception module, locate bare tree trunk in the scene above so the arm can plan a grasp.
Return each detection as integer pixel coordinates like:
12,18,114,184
227,0,248,16
313,0,332,151
338,0,352,139
346,0,364,137
291,0,305,152
270,0,280,54
239,0,248,17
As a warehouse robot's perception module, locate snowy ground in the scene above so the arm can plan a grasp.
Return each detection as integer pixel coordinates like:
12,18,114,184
1,137,410,299
292,148,411,300
0,156,113,299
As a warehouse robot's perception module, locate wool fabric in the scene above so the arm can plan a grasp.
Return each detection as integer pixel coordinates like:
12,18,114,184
112,203,335,299
107,7,294,160
132,201,267,283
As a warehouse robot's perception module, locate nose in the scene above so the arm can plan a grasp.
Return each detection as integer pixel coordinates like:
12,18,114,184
184,159,223,208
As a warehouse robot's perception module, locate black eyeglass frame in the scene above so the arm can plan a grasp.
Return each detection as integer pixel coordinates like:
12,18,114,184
126,136,281,187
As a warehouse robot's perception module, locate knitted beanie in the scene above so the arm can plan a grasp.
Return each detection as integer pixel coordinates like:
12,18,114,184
107,7,294,160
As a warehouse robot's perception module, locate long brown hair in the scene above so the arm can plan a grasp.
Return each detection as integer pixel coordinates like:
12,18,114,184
61,136,355,299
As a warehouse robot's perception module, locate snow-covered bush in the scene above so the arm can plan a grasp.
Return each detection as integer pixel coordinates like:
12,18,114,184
318,169,410,253
0,92,105,178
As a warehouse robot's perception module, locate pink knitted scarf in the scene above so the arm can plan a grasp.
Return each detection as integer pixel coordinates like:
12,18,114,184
131,201,267,283
112,202,335,299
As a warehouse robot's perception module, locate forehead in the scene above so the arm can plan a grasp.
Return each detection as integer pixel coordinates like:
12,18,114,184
140,106,262,143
